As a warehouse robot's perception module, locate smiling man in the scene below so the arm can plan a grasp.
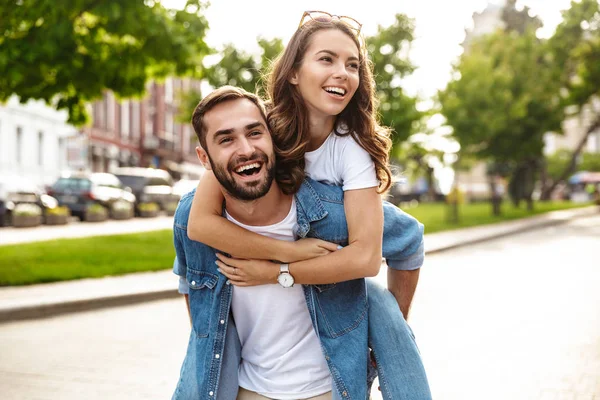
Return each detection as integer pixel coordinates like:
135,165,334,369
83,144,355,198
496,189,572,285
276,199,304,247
172,86,431,400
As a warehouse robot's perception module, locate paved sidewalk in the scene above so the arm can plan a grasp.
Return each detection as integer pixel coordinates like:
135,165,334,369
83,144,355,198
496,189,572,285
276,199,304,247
0,205,597,323
0,215,174,246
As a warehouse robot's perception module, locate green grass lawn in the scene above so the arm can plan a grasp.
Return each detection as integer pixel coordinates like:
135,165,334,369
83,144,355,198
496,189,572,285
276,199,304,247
0,230,174,286
402,200,593,234
0,201,592,286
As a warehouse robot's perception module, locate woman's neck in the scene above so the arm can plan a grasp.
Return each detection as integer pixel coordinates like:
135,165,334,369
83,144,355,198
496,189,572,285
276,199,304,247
306,115,336,152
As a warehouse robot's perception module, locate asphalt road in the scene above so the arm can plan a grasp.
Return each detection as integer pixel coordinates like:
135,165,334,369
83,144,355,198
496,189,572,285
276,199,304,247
1,214,598,400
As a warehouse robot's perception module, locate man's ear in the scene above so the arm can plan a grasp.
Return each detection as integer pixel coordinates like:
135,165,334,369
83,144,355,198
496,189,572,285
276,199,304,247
288,70,299,85
195,146,212,170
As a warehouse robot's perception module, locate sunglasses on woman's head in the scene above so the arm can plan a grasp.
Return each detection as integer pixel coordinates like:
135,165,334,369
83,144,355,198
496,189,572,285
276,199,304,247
298,10,362,36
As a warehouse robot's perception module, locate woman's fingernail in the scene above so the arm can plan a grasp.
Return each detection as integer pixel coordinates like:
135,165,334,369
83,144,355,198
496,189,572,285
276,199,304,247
337,245,343,250
217,268,222,273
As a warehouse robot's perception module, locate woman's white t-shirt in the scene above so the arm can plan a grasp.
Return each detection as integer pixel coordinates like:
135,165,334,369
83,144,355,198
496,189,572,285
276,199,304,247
304,131,378,191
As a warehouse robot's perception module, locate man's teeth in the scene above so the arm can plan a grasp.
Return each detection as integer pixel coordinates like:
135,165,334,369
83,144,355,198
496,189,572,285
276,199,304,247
235,163,261,173
324,86,346,96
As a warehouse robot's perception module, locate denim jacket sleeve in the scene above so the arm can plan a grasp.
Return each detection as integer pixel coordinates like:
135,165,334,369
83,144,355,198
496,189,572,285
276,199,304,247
172,191,194,280
382,200,425,271
300,178,425,270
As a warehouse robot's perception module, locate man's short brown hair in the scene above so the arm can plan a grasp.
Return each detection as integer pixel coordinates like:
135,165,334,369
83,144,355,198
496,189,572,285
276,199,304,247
191,86,268,151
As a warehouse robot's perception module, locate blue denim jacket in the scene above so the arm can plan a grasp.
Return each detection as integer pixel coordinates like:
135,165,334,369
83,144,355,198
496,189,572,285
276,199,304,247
172,178,424,400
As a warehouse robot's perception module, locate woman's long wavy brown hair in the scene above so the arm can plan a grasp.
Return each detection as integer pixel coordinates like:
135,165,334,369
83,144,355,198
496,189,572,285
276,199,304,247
265,18,393,195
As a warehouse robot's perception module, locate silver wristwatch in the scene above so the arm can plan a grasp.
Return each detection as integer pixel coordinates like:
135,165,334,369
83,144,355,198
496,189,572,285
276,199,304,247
277,263,295,288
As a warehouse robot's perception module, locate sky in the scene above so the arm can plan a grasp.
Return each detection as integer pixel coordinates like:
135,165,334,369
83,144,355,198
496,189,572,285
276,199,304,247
163,0,574,100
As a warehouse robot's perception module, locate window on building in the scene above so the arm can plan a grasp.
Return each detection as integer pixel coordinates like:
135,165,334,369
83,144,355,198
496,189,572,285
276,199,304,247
164,111,174,141
121,100,130,140
38,131,44,165
131,101,140,140
106,92,115,132
165,78,173,104
16,126,22,165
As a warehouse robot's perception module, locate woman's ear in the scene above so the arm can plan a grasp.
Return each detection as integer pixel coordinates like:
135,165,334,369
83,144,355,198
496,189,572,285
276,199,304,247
288,70,299,85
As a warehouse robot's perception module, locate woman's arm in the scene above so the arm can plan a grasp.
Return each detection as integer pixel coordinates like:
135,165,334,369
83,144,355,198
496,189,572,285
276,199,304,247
215,187,384,285
187,171,337,261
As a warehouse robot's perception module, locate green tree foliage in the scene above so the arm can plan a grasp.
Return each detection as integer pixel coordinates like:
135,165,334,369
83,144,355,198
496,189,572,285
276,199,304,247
204,44,258,93
541,0,600,197
176,37,284,125
439,12,565,208
440,31,563,162
367,14,421,153
501,0,543,34
0,0,211,125
547,150,600,183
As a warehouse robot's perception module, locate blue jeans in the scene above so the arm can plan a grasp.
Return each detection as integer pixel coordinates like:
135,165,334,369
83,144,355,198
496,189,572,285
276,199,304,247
367,279,432,400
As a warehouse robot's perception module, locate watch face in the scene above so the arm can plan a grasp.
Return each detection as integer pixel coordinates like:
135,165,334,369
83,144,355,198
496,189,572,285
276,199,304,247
278,272,294,288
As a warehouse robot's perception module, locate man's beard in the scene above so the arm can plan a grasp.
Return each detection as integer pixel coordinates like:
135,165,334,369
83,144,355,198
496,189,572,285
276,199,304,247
208,151,275,201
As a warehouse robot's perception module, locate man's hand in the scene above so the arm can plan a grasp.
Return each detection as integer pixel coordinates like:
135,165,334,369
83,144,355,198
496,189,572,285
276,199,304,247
283,238,339,263
215,253,280,286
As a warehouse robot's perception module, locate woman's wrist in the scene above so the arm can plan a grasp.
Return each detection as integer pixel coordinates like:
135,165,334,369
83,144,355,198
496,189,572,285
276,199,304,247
274,240,295,263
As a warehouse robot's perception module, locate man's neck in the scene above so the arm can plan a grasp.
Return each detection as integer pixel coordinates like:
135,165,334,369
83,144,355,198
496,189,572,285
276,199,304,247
223,183,292,226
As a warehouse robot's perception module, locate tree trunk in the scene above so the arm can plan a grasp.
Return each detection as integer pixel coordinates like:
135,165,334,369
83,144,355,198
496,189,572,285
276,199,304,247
541,116,600,199
489,178,502,216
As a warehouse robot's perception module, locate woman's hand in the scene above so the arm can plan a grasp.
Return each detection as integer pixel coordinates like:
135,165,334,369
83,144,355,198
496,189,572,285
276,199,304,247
283,238,340,262
215,253,280,287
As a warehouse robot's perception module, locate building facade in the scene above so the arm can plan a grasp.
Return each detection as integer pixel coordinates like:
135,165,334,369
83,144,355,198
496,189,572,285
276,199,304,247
0,96,78,188
84,77,205,180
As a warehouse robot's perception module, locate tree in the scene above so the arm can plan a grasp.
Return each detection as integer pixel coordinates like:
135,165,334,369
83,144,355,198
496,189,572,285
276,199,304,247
541,0,600,198
501,0,543,34
176,36,284,125
366,14,421,156
204,44,259,93
439,28,564,211
0,0,211,125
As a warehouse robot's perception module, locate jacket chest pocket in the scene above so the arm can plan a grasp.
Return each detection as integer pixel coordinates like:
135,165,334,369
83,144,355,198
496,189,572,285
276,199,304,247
313,279,368,338
187,270,219,338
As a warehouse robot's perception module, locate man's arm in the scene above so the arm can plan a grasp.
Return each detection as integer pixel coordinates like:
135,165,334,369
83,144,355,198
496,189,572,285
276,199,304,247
388,268,420,320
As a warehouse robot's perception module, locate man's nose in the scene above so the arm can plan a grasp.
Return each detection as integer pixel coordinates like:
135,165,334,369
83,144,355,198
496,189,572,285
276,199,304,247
237,137,255,155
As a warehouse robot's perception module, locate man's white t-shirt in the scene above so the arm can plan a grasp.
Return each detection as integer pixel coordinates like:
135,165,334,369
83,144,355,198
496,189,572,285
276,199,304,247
304,131,379,191
225,199,331,399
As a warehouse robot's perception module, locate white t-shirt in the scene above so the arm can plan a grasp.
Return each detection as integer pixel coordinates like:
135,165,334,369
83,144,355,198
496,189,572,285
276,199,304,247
225,199,331,399
304,131,378,191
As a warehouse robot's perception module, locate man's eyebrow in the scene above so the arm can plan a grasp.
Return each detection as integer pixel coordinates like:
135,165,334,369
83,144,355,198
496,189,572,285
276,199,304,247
245,121,267,131
316,49,359,62
213,128,234,141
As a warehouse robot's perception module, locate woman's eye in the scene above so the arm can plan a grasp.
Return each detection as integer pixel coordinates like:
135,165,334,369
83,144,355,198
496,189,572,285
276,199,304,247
348,63,359,70
319,56,332,62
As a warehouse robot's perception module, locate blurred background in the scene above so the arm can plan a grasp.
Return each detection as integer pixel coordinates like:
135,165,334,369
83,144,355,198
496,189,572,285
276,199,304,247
0,1,599,399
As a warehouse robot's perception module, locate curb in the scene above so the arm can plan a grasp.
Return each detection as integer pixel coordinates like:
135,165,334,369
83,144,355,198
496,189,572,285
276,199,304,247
0,288,179,323
425,205,598,255
1,205,597,323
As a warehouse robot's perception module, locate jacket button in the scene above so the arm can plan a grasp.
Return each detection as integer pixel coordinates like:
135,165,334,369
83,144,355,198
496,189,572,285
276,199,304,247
342,391,348,397
191,281,196,285
209,391,214,396
215,354,220,359
220,320,225,324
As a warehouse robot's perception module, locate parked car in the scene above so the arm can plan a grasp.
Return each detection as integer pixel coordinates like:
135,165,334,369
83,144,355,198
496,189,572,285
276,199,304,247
113,167,180,212
0,175,58,227
48,172,136,220
172,179,200,198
